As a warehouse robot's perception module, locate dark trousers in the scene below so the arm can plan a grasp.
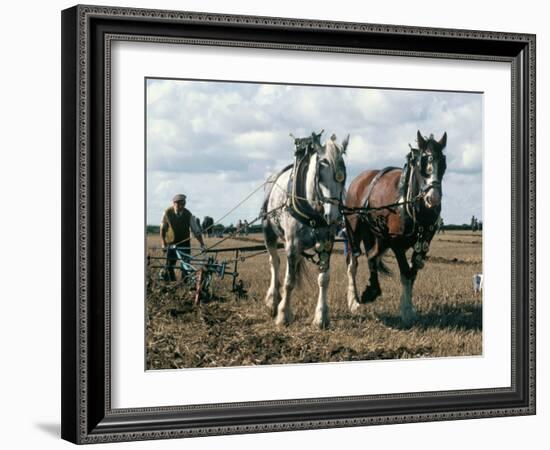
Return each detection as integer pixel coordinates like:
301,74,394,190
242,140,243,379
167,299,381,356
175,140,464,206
165,246,190,281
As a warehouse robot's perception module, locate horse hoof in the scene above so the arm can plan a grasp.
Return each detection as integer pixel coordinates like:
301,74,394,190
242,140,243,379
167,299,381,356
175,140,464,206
400,309,418,327
266,300,278,318
361,286,381,303
313,317,330,330
349,300,361,314
275,312,292,327
265,294,280,318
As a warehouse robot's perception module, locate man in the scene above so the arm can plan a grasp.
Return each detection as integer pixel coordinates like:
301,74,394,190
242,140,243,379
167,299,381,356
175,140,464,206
160,194,205,281
437,216,445,234
338,225,349,258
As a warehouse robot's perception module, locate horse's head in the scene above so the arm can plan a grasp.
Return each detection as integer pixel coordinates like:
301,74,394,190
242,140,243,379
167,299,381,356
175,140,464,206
412,130,447,209
315,133,349,227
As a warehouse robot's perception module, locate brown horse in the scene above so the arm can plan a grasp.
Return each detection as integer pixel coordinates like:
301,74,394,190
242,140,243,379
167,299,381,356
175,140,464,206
344,131,447,325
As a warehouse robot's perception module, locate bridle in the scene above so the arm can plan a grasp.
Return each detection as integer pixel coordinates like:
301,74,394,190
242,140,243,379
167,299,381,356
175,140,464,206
407,145,446,209
313,157,346,210
288,133,346,226
286,132,347,271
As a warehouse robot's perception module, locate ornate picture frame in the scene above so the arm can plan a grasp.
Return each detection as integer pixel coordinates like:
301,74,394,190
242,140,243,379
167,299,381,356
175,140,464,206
61,5,535,444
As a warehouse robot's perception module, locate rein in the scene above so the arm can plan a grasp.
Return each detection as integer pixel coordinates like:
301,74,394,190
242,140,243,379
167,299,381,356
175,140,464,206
340,194,423,216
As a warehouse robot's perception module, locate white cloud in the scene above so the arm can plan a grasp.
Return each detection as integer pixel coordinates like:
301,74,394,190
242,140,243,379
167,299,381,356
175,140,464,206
146,79,483,226
459,142,482,173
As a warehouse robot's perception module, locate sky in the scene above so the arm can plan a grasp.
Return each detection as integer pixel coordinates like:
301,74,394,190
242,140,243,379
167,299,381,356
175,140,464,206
146,78,483,227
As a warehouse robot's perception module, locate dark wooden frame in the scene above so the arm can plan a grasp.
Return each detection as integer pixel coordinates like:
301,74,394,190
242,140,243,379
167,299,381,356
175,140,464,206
61,4,536,444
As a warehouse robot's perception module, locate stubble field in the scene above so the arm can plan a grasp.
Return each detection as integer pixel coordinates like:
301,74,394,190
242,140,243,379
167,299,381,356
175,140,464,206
146,230,482,370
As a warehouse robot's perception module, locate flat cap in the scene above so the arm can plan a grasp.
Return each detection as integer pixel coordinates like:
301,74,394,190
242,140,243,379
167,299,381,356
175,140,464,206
172,194,187,202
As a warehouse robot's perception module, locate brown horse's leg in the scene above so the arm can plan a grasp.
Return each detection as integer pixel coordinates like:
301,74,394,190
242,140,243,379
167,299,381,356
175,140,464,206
393,247,417,325
361,237,385,303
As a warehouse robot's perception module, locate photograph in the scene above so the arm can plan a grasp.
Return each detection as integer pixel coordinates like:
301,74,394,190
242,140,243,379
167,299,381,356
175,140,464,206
145,78,483,370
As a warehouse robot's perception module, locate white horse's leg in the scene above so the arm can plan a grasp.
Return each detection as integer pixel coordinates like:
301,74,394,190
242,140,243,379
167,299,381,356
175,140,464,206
346,254,361,313
276,244,297,326
313,268,330,329
265,245,281,317
399,274,417,325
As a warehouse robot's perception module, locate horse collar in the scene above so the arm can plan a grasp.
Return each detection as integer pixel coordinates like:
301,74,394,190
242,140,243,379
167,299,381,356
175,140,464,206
287,151,329,229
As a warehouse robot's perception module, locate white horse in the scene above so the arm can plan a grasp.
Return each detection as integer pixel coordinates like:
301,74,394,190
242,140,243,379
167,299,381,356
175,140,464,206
262,131,349,328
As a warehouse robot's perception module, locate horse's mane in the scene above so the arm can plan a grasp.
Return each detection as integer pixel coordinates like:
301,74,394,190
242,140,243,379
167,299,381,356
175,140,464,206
323,137,344,170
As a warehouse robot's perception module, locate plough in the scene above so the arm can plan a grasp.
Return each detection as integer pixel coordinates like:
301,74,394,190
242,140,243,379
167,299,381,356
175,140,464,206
147,237,348,304
147,242,284,304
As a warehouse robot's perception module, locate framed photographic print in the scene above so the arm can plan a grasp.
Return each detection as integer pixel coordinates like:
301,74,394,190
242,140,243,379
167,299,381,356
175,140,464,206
61,4,536,444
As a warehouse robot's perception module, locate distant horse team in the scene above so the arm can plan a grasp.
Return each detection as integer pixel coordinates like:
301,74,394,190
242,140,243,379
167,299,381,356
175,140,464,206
262,130,448,328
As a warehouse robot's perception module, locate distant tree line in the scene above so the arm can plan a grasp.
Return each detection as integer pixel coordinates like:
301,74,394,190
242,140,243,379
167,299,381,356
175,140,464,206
147,223,478,235
441,224,482,231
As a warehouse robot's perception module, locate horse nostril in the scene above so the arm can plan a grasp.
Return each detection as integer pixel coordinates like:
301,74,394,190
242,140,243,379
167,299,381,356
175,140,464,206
425,188,441,208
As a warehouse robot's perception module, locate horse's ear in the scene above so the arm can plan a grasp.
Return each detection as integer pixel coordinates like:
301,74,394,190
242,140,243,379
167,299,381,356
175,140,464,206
341,134,350,154
417,130,426,148
439,132,447,148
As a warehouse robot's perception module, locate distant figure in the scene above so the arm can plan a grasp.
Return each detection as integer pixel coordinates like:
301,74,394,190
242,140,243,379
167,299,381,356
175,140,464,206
437,216,445,234
202,216,214,237
243,219,249,236
338,226,349,258
471,215,478,232
237,219,243,236
160,194,205,281
472,273,483,294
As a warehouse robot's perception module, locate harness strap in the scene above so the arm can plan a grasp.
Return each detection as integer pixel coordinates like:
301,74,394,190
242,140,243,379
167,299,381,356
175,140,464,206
287,153,329,228
363,166,401,210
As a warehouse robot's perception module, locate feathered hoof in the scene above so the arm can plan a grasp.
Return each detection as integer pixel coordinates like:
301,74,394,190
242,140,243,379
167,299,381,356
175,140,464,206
312,315,330,330
275,311,292,327
349,300,362,314
265,294,280,318
269,305,278,318
361,285,381,303
400,308,418,327
266,299,279,318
